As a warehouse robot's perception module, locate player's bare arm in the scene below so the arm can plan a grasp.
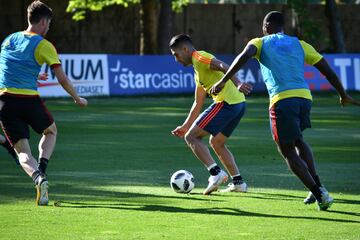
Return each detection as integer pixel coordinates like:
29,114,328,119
210,44,257,95
314,58,360,107
53,66,88,107
210,58,252,95
171,86,207,138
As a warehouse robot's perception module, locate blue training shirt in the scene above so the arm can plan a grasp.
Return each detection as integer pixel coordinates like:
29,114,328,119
248,33,323,106
0,32,43,91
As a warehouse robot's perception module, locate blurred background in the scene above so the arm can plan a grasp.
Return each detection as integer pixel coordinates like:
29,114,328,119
1,0,359,55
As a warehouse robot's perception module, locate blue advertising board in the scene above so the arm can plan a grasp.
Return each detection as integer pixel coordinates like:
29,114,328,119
107,54,266,95
108,55,196,95
304,54,360,91
39,54,360,97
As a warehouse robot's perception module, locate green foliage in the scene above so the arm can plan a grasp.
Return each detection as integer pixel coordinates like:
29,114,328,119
287,0,327,46
172,0,190,13
66,0,139,20
67,0,190,20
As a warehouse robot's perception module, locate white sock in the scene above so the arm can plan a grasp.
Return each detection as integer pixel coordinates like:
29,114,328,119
206,163,217,171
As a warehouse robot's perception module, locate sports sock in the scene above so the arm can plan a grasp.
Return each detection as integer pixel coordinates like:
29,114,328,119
313,175,322,187
32,171,42,185
309,185,322,202
232,174,243,184
208,164,221,176
38,158,49,175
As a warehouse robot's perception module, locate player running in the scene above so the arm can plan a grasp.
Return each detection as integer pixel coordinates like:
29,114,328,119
169,34,252,195
211,11,360,210
0,1,87,206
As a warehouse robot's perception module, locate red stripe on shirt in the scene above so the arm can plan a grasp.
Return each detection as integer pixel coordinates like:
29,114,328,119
192,51,211,65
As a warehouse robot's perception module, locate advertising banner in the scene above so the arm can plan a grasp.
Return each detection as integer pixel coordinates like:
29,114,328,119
37,54,360,97
107,55,195,95
38,54,109,97
305,54,360,91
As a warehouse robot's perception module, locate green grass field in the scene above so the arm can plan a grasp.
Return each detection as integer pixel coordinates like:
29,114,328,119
0,93,359,240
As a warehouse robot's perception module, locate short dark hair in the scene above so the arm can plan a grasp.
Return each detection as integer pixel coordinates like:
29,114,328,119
169,34,193,48
264,11,284,28
27,1,53,24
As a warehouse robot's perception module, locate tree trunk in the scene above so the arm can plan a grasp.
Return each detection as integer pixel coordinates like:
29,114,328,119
158,0,173,54
325,0,346,53
140,0,159,54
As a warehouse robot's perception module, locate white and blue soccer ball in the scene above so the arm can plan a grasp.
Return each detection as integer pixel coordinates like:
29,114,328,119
170,170,195,193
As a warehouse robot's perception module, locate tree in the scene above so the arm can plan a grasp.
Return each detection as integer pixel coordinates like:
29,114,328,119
325,0,346,53
66,0,189,54
288,0,346,53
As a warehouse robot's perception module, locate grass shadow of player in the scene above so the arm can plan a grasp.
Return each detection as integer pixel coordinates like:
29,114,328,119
55,201,360,224
51,185,224,203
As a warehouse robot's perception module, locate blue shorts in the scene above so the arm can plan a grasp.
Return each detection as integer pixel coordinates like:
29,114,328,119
269,97,312,144
195,101,246,137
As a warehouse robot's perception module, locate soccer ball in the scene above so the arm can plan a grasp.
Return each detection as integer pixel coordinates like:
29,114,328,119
170,170,195,193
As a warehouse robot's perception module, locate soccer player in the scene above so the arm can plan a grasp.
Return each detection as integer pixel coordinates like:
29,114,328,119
210,11,360,210
169,34,252,195
0,1,88,205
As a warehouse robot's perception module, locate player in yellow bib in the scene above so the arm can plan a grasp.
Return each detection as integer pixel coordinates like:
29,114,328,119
170,34,252,195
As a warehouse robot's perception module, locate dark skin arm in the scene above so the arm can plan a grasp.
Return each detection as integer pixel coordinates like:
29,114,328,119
210,58,253,95
314,58,360,106
210,44,257,95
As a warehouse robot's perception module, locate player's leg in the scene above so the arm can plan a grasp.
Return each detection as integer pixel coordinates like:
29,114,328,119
14,139,43,180
0,96,48,205
209,133,247,193
29,97,55,175
270,98,332,210
208,102,247,192
0,133,19,164
38,122,57,175
295,138,318,180
277,141,332,210
295,137,325,204
184,125,215,167
0,100,19,164
277,141,319,192
185,125,228,195
12,139,48,206
210,133,238,175
189,102,229,195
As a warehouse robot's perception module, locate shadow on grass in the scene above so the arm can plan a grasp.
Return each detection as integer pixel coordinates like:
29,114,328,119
220,191,360,206
55,201,360,224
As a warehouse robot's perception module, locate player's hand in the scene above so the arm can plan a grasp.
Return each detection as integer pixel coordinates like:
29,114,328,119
171,125,188,138
38,73,48,81
237,82,253,95
75,97,88,107
340,94,360,107
210,81,226,96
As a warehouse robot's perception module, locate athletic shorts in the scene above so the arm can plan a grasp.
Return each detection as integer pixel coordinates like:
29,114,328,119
0,94,54,146
269,97,312,144
195,101,246,137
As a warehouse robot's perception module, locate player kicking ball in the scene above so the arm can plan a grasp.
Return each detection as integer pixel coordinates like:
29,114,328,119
169,34,252,195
